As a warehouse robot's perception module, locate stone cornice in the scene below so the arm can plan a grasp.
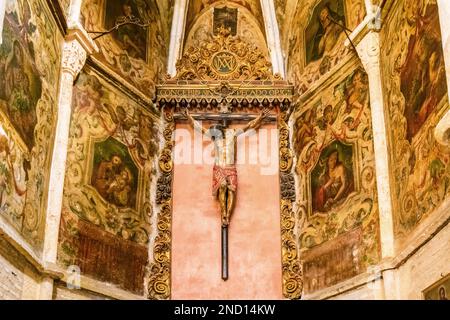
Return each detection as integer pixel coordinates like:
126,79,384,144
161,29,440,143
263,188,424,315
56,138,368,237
66,21,99,56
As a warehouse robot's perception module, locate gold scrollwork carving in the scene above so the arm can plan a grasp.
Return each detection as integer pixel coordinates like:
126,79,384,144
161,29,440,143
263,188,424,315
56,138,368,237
173,27,281,81
279,111,303,300
147,200,172,300
279,115,294,173
279,147,294,173
147,111,174,300
159,143,174,173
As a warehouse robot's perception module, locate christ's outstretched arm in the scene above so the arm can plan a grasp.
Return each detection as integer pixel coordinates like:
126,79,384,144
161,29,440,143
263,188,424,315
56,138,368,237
240,108,270,134
184,109,208,135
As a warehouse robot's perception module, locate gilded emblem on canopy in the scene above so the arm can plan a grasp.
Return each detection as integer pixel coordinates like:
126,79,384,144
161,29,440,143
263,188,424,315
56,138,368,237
212,52,238,74
173,26,281,81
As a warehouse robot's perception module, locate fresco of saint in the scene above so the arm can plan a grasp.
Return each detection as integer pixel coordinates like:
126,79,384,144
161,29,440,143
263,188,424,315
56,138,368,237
0,7,42,151
306,1,346,65
213,7,238,35
105,0,148,60
91,138,138,209
424,275,450,300
312,143,355,213
400,2,448,141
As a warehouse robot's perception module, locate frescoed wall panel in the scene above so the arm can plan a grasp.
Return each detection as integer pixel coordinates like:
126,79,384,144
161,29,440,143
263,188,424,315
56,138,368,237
287,0,366,95
184,1,269,59
81,0,172,98
0,0,62,251
185,0,265,38
292,63,380,293
380,0,449,244
57,68,160,294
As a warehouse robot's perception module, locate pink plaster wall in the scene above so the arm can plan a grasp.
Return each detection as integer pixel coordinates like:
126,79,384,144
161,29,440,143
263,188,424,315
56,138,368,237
171,122,282,300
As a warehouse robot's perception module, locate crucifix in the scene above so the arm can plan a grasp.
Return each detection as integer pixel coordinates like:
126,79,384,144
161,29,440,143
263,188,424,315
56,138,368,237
184,103,269,280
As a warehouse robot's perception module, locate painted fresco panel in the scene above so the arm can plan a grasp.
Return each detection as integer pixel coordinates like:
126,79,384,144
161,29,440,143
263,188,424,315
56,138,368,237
185,0,264,36
0,0,62,250
399,2,447,142
287,0,366,95
380,0,450,242
311,141,355,214
91,137,139,209
423,274,450,300
213,7,238,35
58,68,159,294
293,65,380,293
305,0,346,65
81,0,170,98
184,2,269,59
104,0,148,61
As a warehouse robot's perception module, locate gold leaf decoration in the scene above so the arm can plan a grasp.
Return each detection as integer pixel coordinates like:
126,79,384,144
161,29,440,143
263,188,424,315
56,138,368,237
147,109,174,300
174,26,281,81
279,111,303,300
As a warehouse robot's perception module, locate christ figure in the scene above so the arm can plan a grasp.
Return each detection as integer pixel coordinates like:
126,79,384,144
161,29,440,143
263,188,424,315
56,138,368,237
184,109,269,226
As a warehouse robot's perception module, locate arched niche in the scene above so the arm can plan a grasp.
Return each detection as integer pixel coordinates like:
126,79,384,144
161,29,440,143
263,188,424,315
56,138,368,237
184,1,269,59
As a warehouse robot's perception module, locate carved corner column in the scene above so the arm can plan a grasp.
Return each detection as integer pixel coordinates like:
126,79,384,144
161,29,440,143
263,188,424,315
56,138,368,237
167,0,188,77
40,4,98,299
435,0,450,149
260,0,286,78
147,109,174,300
356,31,395,259
279,105,302,300
356,31,397,299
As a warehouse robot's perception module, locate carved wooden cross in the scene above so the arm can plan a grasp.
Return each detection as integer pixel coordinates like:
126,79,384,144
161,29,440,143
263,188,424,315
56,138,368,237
180,110,276,281
222,224,229,280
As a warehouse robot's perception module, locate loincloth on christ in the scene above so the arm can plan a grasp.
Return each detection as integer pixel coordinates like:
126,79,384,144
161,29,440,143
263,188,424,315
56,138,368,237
212,164,238,196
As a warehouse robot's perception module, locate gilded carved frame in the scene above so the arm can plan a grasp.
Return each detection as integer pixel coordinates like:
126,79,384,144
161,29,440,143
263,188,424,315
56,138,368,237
146,28,302,300
146,94,303,300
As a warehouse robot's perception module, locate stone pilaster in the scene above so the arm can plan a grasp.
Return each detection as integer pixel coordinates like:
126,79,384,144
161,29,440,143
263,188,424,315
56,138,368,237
39,1,98,299
167,0,188,77
356,31,395,260
260,0,286,78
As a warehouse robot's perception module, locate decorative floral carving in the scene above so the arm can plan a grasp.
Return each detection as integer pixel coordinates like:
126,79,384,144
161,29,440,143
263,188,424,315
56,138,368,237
0,0,62,249
280,172,296,201
62,40,87,77
174,27,281,81
147,108,174,300
156,173,172,205
279,110,303,300
147,200,172,300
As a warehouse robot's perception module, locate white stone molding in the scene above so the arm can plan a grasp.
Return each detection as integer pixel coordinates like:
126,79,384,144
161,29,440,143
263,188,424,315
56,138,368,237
356,31,395,260
68,0,82,25
260,0,286,78
61,39,87,76
167,0,188,77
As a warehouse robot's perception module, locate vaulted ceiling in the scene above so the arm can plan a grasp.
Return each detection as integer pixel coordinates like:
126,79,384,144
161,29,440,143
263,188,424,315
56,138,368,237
185,0,265,36
78,0,372,93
